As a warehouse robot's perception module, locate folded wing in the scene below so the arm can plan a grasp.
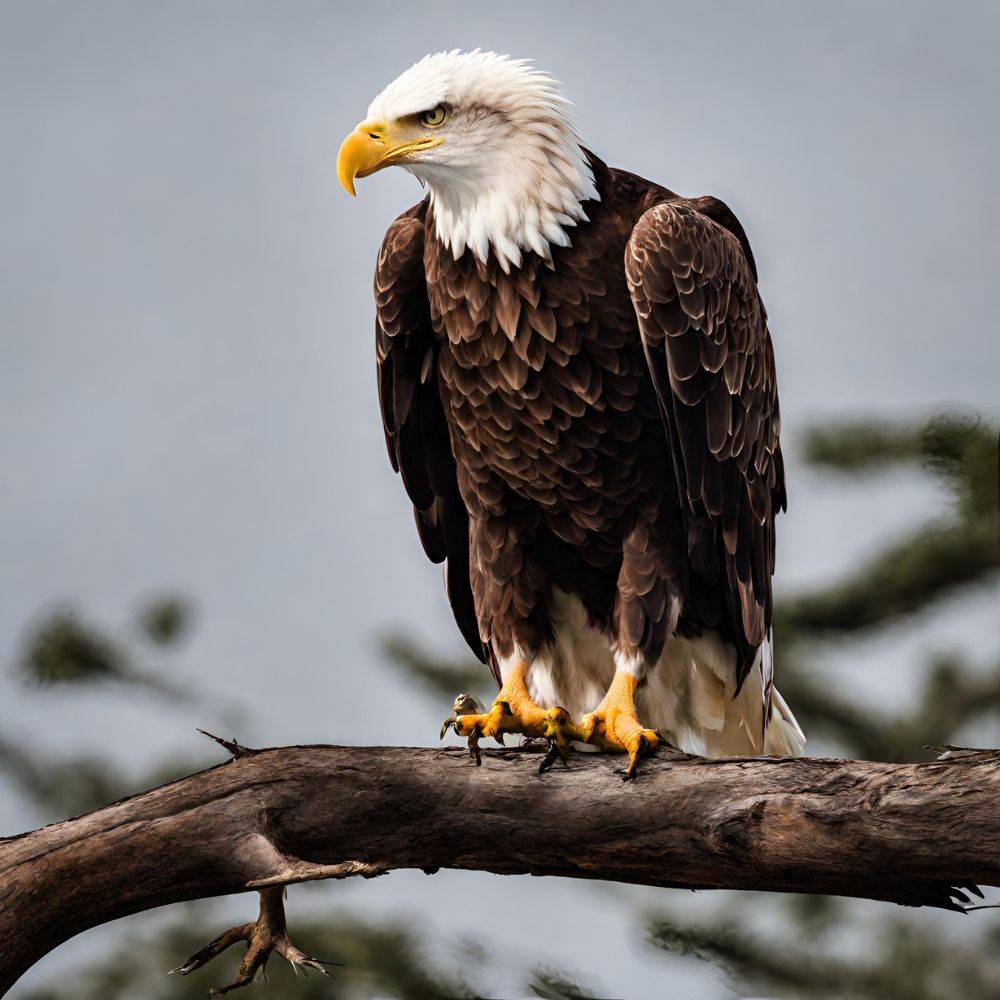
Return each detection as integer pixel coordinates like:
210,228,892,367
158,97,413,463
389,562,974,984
626,200,786,698
375,202,488,670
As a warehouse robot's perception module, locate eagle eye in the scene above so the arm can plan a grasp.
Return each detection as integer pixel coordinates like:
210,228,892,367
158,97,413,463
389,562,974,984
419,105,449,128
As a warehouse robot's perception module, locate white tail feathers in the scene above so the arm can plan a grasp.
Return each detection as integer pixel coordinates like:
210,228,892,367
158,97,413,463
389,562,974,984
639,633,806,758
763,688,806,757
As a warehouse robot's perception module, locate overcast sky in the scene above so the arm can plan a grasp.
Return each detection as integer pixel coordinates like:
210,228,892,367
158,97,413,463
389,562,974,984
2,2,998,996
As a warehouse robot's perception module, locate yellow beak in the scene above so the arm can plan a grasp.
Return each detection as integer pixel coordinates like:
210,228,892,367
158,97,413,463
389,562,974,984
337,122,443,196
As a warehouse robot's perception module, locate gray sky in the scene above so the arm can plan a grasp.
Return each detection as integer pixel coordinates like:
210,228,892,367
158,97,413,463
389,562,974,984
2,1,998,996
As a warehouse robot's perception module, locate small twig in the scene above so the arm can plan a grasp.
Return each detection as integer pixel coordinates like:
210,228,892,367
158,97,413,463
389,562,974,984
925,745,1000,761
198,729,260,760
247,859,387,889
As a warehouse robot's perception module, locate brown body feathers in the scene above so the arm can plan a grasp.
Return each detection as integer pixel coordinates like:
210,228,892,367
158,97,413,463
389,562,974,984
374,155,784,695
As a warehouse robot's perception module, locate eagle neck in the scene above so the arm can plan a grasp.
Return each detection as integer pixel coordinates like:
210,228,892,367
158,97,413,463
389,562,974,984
416,147,602,274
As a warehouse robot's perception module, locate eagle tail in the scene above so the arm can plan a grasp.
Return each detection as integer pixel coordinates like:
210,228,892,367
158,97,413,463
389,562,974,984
641,633,806,758
762,687,806,757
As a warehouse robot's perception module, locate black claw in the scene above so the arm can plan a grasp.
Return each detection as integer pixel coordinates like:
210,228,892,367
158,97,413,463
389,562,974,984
494,731,507,746
538,742,561,774
621,754,641,781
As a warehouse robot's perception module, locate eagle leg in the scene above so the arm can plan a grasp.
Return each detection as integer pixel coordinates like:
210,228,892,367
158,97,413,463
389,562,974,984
578,671,661,781
170,888,337,994
440,661,577,767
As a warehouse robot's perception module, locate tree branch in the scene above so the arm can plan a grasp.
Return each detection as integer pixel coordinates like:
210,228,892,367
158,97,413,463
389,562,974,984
2,744,998,994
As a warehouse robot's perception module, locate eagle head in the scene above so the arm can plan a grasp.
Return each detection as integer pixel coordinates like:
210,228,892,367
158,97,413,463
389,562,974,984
337,49,599,270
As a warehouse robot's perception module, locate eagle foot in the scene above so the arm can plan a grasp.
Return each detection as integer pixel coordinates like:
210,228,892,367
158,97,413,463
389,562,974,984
440,686,576,768
583,715,661,781
579,673,661,781
170,888,337,994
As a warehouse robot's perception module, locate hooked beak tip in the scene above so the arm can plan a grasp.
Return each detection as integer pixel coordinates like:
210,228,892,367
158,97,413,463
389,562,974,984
337,162,358,197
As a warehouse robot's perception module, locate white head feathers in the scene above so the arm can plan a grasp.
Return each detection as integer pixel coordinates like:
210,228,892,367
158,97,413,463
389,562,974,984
366,50,599,270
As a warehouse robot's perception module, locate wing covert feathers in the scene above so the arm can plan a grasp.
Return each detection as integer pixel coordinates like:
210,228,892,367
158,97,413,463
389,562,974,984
375,202,488,669
626,201,785,694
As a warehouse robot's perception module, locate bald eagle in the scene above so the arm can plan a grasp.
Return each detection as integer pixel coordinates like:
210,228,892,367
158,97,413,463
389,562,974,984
339,50,804,776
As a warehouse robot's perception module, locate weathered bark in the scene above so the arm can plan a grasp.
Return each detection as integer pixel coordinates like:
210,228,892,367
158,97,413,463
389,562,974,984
1,743,998,994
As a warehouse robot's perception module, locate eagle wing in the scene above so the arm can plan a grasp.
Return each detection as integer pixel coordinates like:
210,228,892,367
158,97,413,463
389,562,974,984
625,200,786,696
375,202,487,668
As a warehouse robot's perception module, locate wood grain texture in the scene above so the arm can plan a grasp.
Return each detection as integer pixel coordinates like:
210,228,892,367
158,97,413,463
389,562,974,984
2,745,998,994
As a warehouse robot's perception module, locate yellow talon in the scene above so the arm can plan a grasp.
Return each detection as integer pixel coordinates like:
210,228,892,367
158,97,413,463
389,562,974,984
440,664,577,768
578,671,660,780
